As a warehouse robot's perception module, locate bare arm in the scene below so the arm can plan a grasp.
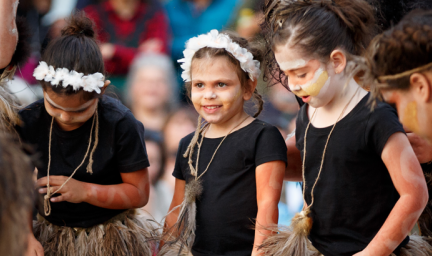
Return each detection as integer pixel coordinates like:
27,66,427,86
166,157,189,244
355,133,428,256
253,161,285,256
0,0,19,69
285,135,303,182
37,168,150,209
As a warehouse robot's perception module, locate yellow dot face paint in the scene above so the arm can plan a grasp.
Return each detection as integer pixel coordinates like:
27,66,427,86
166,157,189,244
302,70,329,97
402,101,420,134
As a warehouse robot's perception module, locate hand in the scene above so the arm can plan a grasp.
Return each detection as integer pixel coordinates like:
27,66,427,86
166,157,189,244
36,176,88,203
406,132,432,163
25,233,44,256
100,43,115,60
138,39,163,53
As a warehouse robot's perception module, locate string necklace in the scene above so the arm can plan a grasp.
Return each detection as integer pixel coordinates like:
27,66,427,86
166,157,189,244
300,87,360,224
188,115,250,180
44,109,98,216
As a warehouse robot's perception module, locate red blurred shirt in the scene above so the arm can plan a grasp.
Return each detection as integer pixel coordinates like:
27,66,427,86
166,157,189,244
84,1,170,75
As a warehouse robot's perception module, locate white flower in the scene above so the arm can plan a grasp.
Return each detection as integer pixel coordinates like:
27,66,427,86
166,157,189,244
44,65,56,82
63,70,84,91
51,68,69,86
33,61,50,80
82,73,105,94
178,29,261,82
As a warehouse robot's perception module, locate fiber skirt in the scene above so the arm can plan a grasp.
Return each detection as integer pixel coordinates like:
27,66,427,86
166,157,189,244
33,210,156,256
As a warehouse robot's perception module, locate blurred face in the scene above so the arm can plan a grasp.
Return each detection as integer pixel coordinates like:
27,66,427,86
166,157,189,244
44,89,98,131
274,45,338,108
131,66,170,111
163,110,196,155
145,140,162,184
190,56,250,124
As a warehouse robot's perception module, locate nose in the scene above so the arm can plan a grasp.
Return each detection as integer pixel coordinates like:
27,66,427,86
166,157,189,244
203,87,216,99
59,112,73,122
288,80,301,91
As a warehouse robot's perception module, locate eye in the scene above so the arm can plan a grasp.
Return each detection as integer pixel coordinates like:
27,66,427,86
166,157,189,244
74,108,87,114
217,82,227,88
297,73,307,78
195,83,204,88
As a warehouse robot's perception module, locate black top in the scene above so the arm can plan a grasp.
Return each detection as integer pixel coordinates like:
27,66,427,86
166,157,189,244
296,93,408,256
173,119,287,256
17,96,149,228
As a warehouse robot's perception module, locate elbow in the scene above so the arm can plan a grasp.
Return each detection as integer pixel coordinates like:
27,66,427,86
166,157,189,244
134,194,149,208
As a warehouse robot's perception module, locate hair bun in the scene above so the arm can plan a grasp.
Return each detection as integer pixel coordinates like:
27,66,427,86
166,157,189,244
61,11,95,39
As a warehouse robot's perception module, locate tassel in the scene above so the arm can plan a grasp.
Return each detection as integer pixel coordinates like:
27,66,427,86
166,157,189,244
394,235,432,256
259,208,319,256
160,179,203,255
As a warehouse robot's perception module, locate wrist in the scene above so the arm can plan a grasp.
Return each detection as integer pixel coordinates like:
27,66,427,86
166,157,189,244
82,182,92,203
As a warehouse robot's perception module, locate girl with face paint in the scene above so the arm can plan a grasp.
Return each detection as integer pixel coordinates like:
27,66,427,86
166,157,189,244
259,1,430,256
160,30,287,256
16,12,155,256
366,8,432,242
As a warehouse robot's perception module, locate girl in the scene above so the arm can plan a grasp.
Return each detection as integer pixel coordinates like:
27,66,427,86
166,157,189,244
160,30,287,256
365,8,432,240
259,0,430,256
18,13,154,256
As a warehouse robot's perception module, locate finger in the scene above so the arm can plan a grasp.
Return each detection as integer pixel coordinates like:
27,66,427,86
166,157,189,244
51,194,67,203
104,80,111,87
38,186,60,194
37,176,68,187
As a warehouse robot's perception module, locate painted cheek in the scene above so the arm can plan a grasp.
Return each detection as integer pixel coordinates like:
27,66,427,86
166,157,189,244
402,102,420,134
301,70,329,97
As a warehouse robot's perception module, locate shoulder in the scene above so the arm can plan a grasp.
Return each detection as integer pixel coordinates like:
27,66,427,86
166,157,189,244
367,99,401,128
247,119,286,143
18,99,45,123
179,131,195,149
99,95,134,122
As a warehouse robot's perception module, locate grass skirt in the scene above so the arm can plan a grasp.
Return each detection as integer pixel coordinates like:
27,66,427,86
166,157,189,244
33,210,157,256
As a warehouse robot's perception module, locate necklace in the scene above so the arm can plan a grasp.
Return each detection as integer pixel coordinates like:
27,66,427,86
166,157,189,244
301,87,360,215
189,115,250,180
44,110,98,216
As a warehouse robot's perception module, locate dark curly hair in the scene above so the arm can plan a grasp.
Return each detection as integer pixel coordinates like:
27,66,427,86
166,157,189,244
260,0,376,89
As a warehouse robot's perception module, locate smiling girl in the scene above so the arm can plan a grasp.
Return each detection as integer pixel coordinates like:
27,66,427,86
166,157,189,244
160,30,287,256
259,1,430,256
17,13,154,256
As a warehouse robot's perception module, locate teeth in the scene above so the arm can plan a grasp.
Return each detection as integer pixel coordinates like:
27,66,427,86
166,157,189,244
205,106,220,109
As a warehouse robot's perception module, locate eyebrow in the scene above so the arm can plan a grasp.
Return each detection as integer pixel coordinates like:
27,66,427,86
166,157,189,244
45,94,94,112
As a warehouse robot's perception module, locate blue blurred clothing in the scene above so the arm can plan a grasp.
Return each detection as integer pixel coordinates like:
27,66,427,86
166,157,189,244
164,0,243,62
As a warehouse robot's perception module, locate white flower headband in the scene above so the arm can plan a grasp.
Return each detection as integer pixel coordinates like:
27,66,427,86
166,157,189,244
33,61,105,94
178,30,261,82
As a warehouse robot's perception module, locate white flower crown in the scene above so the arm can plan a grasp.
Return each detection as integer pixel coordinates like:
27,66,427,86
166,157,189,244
33,61,105,94
178,30,261,82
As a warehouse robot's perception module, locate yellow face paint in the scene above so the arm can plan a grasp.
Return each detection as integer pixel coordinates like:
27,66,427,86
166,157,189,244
302,70,329,97
402,101,420,133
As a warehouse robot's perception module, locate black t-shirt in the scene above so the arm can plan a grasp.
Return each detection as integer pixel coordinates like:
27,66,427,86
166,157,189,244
173,119,287,256
296,93,408,256
17,96,149,228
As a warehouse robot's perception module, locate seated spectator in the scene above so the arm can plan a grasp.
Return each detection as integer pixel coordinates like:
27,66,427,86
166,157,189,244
126,53,178,133
84,0,169,76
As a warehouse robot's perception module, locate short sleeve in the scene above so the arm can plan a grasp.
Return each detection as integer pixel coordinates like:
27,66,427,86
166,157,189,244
172,138,186,180
255,125,288,167
366,103,405,155
115,111,150,172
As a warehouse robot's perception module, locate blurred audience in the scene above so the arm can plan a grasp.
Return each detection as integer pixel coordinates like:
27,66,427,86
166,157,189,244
126,53,178,133
161,107,198,195
235,0,263,39
163,0,243,100
140,131,170,222
84,0,170,76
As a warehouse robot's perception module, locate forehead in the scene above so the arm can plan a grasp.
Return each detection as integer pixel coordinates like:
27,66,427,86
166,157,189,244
45,89,95,111
191,56,239,81
274,44,311,70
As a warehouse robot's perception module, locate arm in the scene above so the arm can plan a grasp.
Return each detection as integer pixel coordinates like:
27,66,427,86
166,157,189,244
37,168,150,209
253,161,285,256
285,135,303,182
0,0,18,68
356,133,428,256
160,178,185,248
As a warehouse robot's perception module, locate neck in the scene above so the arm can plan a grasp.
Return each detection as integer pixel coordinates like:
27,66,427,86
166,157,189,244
132,106,168,131
110,0,139,20
205,110,250,138
194,0,211,10
322,78,364,114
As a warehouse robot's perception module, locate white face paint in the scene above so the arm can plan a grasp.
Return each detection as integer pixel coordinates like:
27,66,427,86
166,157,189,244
278,59,307,71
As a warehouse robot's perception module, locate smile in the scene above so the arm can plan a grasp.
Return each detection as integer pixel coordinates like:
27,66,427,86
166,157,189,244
203,105,222,109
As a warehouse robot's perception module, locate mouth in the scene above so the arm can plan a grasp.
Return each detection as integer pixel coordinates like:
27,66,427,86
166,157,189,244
301,95,311,103
202,105,222,113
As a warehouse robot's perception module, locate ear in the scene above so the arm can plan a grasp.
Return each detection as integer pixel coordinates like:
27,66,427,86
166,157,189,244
329,49,347,74
410,73,431,103
100,80,111,94
243,78,258,101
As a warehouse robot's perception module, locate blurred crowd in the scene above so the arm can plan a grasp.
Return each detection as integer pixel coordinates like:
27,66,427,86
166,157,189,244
13,0,303,225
